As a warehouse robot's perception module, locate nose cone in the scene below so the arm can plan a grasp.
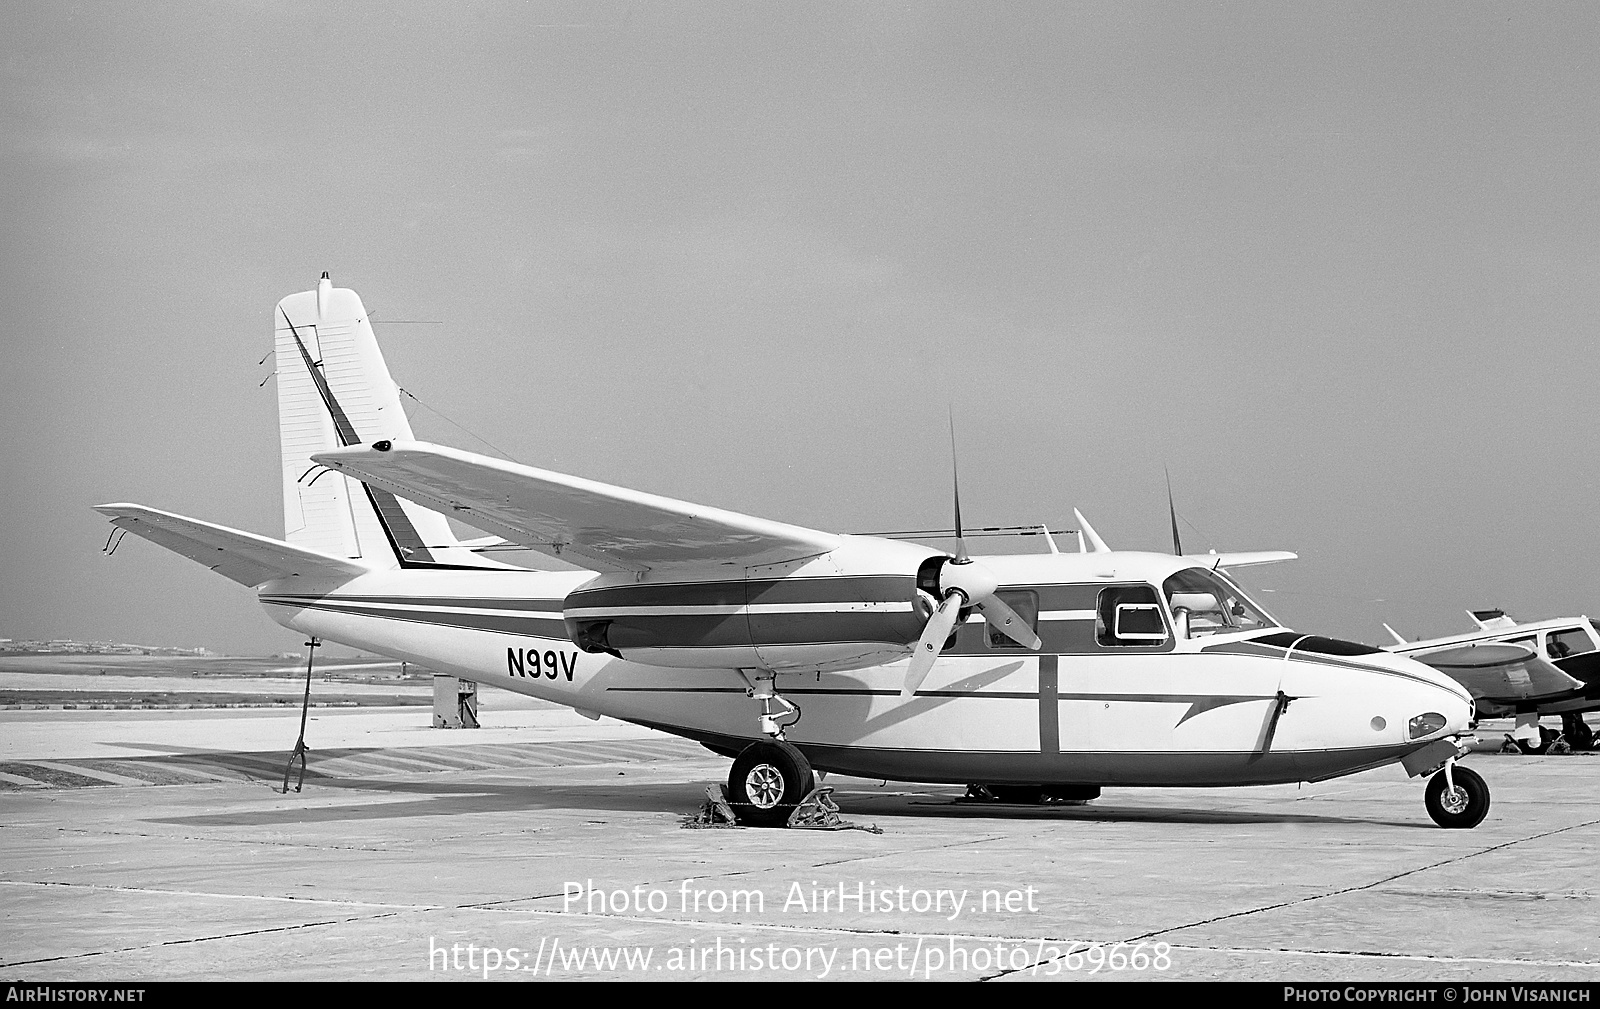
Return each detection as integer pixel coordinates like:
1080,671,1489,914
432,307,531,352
1369,650,1475,740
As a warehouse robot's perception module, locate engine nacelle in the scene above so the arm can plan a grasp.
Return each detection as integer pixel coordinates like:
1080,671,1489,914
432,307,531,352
563,540,947,672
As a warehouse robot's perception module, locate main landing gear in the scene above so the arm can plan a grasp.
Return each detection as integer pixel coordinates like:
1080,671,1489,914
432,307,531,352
1563,713,1597,751
1424,762,1490,829
725,670,821,827
1498,714,1596,755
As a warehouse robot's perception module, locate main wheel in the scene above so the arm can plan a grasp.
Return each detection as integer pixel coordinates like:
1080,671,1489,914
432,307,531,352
1424,765,1490,829
728,741,814,827
1561,714,1595,751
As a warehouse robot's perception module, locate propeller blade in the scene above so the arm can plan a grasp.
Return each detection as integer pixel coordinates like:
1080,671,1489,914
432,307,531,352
1165,467,1183,556
975,595,1042,650
903,592,963,697
948,415,968,563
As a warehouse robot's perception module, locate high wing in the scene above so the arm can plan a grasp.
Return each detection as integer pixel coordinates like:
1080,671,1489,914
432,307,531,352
311,440,841,574
95,504,371,586
1183,551,1297,569
1402,642,1585,703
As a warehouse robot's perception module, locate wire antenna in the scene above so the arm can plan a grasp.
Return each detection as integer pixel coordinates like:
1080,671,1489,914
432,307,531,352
396,386,516,461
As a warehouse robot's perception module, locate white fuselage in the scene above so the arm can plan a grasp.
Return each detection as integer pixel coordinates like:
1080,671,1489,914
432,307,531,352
257,551,1474,788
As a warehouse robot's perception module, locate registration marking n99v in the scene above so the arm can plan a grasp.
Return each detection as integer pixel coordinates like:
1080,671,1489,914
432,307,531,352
508,646,577,681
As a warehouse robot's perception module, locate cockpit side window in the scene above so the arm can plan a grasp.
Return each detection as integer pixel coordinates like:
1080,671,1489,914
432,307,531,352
1546,627,1595,660
1162,567,1274,638
1096,585,1168,647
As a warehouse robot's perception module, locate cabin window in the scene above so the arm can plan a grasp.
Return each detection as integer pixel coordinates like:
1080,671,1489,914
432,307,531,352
1162,567,1274,637
1546,627,1595,660
1096,585,1168,647
986,590,1040,649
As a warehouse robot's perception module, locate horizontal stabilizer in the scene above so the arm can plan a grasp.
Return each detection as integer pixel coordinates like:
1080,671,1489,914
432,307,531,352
312,440,841,573
95,504,371,587
1185,550,1298,569
1468,609,1519,631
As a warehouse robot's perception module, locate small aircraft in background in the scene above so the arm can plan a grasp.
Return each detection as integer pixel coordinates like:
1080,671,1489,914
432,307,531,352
1384,609,1600,754
96,275,1490,828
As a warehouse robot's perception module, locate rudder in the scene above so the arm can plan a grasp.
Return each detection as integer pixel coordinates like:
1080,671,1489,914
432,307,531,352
274,273,477,567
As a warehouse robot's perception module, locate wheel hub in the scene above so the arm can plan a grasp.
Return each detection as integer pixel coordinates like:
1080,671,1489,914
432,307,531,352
744,764,785,809
1440,785,1469,815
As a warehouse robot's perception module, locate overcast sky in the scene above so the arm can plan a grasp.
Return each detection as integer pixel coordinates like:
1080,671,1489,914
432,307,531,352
4,2,1598,655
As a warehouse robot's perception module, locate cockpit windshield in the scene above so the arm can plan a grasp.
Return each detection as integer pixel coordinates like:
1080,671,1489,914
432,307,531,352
1162,567,1276,637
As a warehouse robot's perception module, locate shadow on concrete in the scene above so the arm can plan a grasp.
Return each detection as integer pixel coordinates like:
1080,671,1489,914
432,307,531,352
149,777,711,827
848,794,1421,828
147,772,1421,831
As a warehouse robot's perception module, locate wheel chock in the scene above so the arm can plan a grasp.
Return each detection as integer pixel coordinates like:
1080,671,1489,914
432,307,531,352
681,784,742,829
786,786,882,833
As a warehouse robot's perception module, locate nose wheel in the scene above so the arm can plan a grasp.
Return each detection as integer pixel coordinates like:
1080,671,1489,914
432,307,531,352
1424,763,1490,829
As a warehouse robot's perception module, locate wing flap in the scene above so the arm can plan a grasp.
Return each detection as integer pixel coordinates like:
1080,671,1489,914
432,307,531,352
311,441,840,573
96,504,371,586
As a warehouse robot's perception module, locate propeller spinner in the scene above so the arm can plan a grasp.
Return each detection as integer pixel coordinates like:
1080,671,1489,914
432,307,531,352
901,427,1041,697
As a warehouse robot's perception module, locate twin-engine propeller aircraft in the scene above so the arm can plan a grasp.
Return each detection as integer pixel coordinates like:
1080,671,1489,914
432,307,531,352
97,276,1490,828
1383,610,1600,754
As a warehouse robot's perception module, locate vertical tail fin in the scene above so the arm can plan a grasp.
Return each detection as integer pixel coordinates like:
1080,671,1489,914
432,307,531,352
274,274,480,568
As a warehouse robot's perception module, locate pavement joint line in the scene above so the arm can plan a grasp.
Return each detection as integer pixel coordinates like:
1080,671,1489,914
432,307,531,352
54,827,401,853
153,898,1588,972
1147,942,1600,970
0,913,405,970
1,873,1598,971
986,815,1600,981
458,834,1022,914
453,825,1018,912
806,833,1012,869
0,879,439,910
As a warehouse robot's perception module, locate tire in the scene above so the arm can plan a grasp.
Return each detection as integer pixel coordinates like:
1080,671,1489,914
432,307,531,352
1424,766,1490,829
728,741,814,827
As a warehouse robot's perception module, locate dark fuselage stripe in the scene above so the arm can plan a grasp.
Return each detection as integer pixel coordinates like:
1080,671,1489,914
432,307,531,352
262,598,568,637
1039,655,1059,754
262,594,567,613
569,575,916,609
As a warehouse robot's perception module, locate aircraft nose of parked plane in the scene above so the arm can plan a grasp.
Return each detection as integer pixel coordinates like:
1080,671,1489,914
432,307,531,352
1385,652,1475,741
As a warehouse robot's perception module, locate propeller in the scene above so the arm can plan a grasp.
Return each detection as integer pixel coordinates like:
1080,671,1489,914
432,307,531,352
1165,467,1183,556
902,423,1042,697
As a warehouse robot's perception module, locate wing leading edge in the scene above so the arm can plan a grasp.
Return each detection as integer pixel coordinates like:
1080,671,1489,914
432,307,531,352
1184,551,1298,569
311,441,841,574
